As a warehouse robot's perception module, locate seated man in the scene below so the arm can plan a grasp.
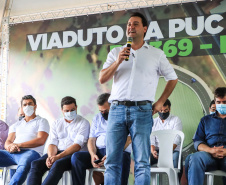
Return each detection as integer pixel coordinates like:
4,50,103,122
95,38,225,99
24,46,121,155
185,87,226,185
0,120,9,150
71,93,131,185
18,107,25,121
209,100,216,114
0,95,49,185
150,99,183,180
27,96,90,185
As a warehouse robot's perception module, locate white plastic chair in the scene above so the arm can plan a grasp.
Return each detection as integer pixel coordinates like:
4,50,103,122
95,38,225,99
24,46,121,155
205,170,226,185
61,170,73,185
150,130,184,185
88,167,105,185
2,165,26,185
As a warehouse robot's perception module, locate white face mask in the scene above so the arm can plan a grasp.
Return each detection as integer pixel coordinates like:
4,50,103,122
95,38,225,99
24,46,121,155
64,111,77,121
23,105,35,117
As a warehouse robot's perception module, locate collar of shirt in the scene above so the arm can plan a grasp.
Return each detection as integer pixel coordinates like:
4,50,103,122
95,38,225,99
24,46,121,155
123,41,149,50
211,111,226,119
22,115,40,124
63,116,78,127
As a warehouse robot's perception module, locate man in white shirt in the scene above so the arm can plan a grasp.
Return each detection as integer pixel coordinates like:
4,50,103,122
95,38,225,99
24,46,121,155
150,99,183,181
99,12,178,185
27,96,90,185
0,95,49,185
71,93,131,185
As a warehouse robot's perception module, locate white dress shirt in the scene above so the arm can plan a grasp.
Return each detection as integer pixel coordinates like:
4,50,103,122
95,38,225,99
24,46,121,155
89,113,132,153
150,114,182,151
103,42,178,102
48,115,90,151
9,116,50,155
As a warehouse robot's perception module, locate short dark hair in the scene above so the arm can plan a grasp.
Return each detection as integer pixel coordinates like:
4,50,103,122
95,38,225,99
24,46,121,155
130,12,148,27
214,87,226,100
97,93,110,106
163,99,171,108
61,96,77,109
21,95,36,106
209,100,215,108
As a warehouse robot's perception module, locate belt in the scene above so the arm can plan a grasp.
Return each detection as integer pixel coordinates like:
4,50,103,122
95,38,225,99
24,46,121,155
112,100,151,106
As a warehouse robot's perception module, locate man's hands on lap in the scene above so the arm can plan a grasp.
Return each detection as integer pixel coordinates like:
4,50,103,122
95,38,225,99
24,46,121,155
7,143,20,153
210,146,226,159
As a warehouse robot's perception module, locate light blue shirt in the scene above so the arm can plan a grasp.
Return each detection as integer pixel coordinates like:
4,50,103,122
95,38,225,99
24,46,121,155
89,113,131,153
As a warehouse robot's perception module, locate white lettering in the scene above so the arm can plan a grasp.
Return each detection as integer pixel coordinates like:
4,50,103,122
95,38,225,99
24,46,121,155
106,25,124,44
169,19,185,38
185,16,205,36
78,29,93,47
27,34,43,51
47,32,63,49
63,31,77,48
205,14,224,35
144,21,164,40
92,27,107,45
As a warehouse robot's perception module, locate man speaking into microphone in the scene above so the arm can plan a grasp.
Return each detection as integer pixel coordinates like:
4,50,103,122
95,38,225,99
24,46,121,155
99,12,178,185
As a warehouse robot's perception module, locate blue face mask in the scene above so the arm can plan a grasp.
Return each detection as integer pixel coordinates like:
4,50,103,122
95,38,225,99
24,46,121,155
209,111,215,115
216,104,226,115
64,111,77,121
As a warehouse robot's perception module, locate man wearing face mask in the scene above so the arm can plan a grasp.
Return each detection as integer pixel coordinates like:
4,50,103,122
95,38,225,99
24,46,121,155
71,93,131,185
150,99,183,181
18,107,25,121
209,100,216,115
185,87,226,185
0,95,49,185
27,96,90,185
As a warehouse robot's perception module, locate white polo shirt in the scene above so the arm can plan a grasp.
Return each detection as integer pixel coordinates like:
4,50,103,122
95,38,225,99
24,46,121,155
150,114,182,151
103,42,178,102
48,115,90,151
9,116,50,156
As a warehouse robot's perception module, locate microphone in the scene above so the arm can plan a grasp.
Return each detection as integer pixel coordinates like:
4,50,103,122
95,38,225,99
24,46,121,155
125,37,132,61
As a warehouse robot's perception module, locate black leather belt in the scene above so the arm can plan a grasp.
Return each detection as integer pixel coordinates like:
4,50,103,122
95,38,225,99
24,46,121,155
112,100,151,106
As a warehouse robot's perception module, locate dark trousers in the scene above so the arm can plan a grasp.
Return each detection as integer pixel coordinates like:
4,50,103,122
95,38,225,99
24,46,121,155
71,148,131,185
27,151,71,185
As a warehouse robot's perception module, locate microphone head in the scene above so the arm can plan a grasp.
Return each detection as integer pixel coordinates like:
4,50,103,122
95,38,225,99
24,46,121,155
127,37,133,42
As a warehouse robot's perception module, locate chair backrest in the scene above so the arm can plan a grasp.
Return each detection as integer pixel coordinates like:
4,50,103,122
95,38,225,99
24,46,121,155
151,129,184,170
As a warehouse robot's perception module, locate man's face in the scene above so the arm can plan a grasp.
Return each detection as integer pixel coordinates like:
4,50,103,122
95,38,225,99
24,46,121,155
126,16,147,39
62,103,77,115
159,105,170,113
209,103,216,113
215,96,226,115
98,101,110,114
215,96,226,104
215,96,226,105
22,99,36,110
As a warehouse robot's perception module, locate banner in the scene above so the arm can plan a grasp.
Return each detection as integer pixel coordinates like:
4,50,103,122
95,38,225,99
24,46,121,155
7,1,226,184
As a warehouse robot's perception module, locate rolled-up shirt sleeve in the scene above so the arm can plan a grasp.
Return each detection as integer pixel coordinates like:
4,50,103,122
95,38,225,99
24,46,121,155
9,122,17,134
74,120,90,148
150,135,156,146
158,52,178,81
173,117,183,146
48,120,59,147
103,48,118,69
38,118,50,134
89,116,98,138
193,118,206,151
